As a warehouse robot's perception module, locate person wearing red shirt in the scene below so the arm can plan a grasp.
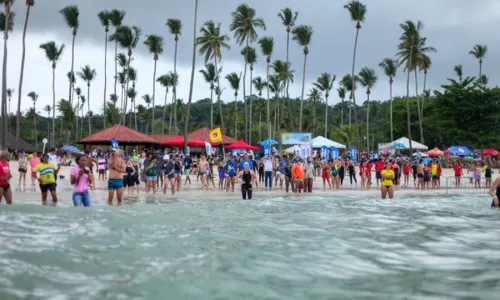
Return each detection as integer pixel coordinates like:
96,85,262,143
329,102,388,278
403,162,410,187
454,162,463,188
365,161,372,188
375,159,384,187
359,162,366,189
0,151,13,205
437,163,442,188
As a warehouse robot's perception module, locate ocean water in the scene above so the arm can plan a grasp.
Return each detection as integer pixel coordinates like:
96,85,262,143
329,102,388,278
0,189,499,300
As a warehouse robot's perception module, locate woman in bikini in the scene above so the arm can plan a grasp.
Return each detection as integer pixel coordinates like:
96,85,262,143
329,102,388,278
381,161,395,199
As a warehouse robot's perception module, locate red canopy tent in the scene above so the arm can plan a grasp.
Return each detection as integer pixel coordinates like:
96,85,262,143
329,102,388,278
188,137,214,147
224,139,260,151
483,148,498,156
425,147,444,157
160,135,185,146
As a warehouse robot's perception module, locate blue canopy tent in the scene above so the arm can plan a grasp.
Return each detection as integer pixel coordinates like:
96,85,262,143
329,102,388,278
448,146,474,156
260,139,278,145
61,145,84,155
259,139,278,157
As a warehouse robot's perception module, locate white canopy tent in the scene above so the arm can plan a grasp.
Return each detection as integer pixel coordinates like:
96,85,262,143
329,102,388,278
379,137,428,152
311,136,346,149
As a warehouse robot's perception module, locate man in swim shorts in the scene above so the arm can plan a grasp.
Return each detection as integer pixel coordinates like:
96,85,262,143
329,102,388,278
107,150,126,204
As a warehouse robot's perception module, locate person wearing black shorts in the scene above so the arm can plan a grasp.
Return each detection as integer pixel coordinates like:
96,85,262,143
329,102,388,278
123,158,136,194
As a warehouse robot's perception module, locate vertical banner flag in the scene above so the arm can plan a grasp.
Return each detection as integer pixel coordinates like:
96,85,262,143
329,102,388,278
322,146,328,160
350,146,357,162
205,142,214,155
111,138,118,150
209,128,223,143
330,146,339,159
263,145,271,155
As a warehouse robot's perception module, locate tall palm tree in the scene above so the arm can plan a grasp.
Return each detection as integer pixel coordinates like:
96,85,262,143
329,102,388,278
6,88,12,131
157,73,171,134
379,58,398,141
98,10,111,128
241,46,257,143
43,104,51,137
183,0,198,153
258,36,273,139
337,87,346,126
110,25,141,125
74,87,81,138
126,87,137,129
292,25,313,132
418,55,431,130
142,94,152,134
226,72,241,138
271,59,294,130
79,95,85,137
358,67,377,151
313,73,336,137
344,0,367,152
307,87,321,136
340,74,357,127
116,53,127,120
77,65,96,135
167,18,182,132
0,0,13,149
59,5,79,107
278,7,298,130
40,41,64,147
230,3,266,141
469,44,487,78
200,63,218,128
16,0,34,143
454,64,463,83
144,34,164,133
109,9,126,103
27,91,38,148
170,72,179,133
268,75,281,138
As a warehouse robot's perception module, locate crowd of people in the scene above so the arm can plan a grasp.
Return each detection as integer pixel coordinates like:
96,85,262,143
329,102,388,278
0,148,499,207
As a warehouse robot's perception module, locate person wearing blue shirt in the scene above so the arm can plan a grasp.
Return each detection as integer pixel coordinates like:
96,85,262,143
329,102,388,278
225,156,237,192
239,154,253,171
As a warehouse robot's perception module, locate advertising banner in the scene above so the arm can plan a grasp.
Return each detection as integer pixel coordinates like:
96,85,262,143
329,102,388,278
330,146,339,159
281,133,312,145
349,146,357,162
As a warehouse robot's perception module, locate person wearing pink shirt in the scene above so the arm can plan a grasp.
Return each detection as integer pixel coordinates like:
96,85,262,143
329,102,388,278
29,153,39,186
70,155,93,207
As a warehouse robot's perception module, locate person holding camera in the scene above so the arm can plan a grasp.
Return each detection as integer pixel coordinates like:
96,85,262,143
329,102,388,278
70,155,93,207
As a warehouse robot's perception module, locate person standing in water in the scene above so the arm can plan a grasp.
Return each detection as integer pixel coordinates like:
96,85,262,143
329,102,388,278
70,155,93,207
29,152,39,187
33,154,60,205
0,151,13,204
144,153,158,194
97,156,106,181
322,161,331,190
198,154,210,191
225,156,237,192
132,156,141,194
304,157,314,193
183,154,192,185
107,150,126,204
238,161,256,200
291,159,305,193
381,161,395,199
18,152,27,187
488,177,500,207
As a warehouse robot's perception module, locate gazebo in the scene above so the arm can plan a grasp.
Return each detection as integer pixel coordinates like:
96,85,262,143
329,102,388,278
187,127,237,145
78,125,157,150
311,136,346,149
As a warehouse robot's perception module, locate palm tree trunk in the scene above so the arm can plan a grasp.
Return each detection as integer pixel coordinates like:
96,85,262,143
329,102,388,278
312,102,316,136
348,97,352,127
103,30,108,128
173,38,179,134
215,57,224,133
421,71,427,126
366,92,370,151
16,4,30,143
80,107,83,138
479,61,482,78
134,98,138,130
173,87,177,134
341,98,344,126
414,70,424,144
234,95,238,138
266,60,270,140
162,87,168,134
0,5,8,149
249,67,253,143
350,26,361,155
114,39,118,102
123,55,131,126
69,33,75,107
389,79,393,142
406,47,413,155
324,95,329,137
33,108,38,149
210,87,214,128
169,93,174,135
87,85,91,135
243,39,248,142
285,28,293,131
299,53,307,132
152,58,157,133
52,67,56,147
75,96,79,140
183,0,198,153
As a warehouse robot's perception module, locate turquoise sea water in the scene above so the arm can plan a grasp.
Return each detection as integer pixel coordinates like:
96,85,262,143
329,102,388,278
0,189,499,300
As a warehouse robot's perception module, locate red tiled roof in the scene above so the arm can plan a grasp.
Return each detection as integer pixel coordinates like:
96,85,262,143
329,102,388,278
78,125,157,144
187,127,237,144
150,134,175,144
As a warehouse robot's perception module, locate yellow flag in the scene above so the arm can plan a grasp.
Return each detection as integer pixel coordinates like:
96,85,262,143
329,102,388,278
210,128,223,143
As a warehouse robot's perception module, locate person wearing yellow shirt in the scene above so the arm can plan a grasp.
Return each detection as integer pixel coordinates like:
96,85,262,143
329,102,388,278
381,162,395,199
33,154,61,204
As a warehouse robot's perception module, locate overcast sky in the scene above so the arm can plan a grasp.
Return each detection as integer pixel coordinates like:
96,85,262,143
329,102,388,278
2,0,499,117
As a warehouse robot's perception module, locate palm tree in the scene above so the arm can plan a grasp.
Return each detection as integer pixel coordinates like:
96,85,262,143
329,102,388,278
252,76,266,98
313,73,336,137
79,95,85,137
337,87,346,126
340,74,357,127
454,64,463,83
241,46,257,143
278,7,298,129
307,88,321,136
77,65,96,135
57,99,74,143
230,3,266,141
110,25,141,125
105,94,120,126
478,74,489,86
43,104,51,137
200,63,218,128
40,41,64,147
379,58,398,141
357,67,377,151
27,91,38,148
335,125,356,151
418,55,431,126
16,0,34,143
469,44,487,78
344,0,367,152
166,18,182,132
268,75,281,138
144,34,164,133
157,73,171,134
271,59,294,130
74,87,81,138
126,87,137,129
98,10,111,128
292,25,313,132
116,53,127,120
183,0,198,153
0,0,13,149
6,87,12,131
59,5,79,107
226,72,241,138
109,9,126,102
258,36,273,139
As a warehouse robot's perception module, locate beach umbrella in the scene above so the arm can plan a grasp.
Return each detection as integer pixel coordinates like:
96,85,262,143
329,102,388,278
61,145,84,155
260,139,278,145
464,156,474,161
